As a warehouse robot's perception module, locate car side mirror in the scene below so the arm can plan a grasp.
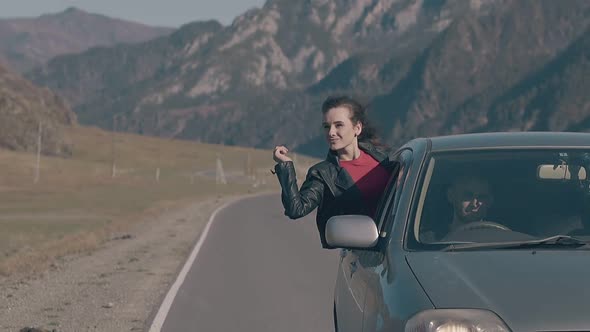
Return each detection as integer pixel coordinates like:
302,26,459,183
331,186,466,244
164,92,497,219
325,215,379,249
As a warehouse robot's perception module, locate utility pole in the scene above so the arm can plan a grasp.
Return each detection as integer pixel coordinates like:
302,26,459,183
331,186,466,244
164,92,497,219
111,115,117,178
33,121,42,184
155,111,161,183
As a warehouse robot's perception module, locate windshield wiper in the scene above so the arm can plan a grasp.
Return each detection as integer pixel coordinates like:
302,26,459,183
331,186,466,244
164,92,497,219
442,235,590,252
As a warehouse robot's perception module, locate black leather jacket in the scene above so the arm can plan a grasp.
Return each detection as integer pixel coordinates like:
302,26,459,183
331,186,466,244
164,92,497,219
274,142,399,248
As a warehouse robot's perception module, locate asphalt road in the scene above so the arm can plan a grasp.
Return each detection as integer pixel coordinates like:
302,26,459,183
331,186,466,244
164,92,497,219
158,193,340,332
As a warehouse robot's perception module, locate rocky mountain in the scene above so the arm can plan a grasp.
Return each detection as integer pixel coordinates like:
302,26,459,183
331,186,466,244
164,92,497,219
28,20,224,112
0,7,172,73
28,0,489,139
486,25,590,133
26,0,590,156
0,65,76,155
366,0,590,146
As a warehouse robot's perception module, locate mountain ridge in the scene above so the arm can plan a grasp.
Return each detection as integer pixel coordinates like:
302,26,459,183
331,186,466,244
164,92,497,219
0,7,173,73
24,0,590,157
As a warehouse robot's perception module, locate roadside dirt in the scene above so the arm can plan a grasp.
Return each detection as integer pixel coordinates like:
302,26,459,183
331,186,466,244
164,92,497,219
0,195,237,332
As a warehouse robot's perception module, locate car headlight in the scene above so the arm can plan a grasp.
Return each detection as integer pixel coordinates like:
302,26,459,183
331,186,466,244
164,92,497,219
405,309,511,332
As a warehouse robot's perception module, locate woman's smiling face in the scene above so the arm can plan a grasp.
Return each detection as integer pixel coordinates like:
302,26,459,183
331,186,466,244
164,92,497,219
322,106,362,151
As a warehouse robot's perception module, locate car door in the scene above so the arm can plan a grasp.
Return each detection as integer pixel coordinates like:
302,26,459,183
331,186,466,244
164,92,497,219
335,149,409,332
334,247,364,332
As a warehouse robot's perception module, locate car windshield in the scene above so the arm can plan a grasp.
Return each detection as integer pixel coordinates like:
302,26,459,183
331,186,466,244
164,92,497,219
411,149,590,250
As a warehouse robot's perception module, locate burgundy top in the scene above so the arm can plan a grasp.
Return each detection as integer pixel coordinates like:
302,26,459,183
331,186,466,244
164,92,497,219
339,150,391,218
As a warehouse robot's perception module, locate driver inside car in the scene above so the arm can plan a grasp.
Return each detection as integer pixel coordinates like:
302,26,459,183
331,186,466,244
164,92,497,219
438,173,512,242
420,173,506,243
446,173,495,232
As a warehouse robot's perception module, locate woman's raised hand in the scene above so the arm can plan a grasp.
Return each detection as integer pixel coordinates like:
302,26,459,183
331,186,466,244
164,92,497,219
273,145,293,163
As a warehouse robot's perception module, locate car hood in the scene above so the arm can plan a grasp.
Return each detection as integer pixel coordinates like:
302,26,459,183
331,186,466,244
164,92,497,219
406,250,590,331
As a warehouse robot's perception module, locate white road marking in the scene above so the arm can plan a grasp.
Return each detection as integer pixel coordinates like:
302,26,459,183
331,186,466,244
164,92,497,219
147,195,261,331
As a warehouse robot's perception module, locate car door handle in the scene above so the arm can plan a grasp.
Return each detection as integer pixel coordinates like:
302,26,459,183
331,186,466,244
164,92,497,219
349,260,358,277
340,249,348,258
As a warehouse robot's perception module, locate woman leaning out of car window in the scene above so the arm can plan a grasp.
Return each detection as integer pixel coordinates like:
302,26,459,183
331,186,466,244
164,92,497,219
272,96,399,249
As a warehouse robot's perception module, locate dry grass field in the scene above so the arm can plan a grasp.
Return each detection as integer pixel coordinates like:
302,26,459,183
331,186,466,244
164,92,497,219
0,125,317,276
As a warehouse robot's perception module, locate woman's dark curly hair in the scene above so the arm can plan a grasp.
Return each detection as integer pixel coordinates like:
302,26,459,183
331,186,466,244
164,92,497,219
321,96,381,146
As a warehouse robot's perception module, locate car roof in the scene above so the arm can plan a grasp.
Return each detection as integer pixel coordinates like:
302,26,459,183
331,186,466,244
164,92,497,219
424,131,590,152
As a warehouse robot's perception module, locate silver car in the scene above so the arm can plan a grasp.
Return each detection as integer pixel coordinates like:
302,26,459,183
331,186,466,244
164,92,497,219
327,132,590,332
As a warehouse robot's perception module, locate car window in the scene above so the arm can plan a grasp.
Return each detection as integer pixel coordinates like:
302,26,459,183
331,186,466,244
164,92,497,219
352,150,413,267
372,168,398,230
351,149,412,261
376,149,412,238
409,149,590,249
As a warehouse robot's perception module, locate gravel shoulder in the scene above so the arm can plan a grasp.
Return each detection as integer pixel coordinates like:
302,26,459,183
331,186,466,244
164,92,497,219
0,195,241,332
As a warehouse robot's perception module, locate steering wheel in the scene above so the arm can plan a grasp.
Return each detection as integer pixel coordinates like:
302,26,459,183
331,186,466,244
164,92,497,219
453,221,511,233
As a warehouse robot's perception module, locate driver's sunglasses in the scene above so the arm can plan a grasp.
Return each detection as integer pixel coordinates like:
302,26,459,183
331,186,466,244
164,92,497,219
459,191,491,203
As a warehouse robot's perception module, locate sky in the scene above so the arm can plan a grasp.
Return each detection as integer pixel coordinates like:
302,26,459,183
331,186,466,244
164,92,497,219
0,0,267,27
